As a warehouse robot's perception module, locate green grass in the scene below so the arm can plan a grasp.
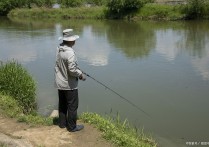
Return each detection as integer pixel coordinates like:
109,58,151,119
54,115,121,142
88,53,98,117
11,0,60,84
0,94,22,118
137,3,185,20
8,6,106,19
7,4,187,21
80,112,157,147
0,142,7,147
0,93,54,126
0,60,53,126
0,61,36,114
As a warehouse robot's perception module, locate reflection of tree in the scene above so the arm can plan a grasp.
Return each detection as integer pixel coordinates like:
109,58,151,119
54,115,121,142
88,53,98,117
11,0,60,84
105,21,156,59
8,17,108,39
179,21,209,58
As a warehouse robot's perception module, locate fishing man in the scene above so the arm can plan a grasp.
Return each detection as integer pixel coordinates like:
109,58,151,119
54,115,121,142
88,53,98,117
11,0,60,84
55,29,86,132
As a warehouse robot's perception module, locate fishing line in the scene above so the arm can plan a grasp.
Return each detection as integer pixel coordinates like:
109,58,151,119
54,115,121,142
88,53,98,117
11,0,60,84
82,71,151,118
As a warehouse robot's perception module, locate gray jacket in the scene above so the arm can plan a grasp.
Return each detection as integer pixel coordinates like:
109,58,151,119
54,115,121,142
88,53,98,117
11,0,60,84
55,45,82,90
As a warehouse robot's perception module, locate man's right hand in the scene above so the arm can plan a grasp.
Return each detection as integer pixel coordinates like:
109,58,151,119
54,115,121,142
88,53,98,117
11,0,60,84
79,74,86,81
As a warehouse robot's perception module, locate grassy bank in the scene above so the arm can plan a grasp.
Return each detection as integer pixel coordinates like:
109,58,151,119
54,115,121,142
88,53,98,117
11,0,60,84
136,3,185,20
7,4,187,21
0,94,157,146
8,4,184,20
8,6,106,19
80,112,157,147
0,61,156,146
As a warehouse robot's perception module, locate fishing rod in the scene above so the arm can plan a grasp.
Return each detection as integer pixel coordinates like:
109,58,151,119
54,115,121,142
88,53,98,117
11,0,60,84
82,71,151,118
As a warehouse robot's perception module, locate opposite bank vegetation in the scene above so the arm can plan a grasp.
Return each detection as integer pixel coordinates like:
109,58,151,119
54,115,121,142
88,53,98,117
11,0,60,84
0,60,157,147
1,0,209,20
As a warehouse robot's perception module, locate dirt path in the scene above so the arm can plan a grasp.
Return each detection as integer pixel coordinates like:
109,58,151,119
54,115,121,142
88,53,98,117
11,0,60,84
0,115,114,147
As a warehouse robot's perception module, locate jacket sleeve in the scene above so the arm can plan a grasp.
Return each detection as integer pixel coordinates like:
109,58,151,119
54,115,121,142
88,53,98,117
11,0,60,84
67,54,82,77
54,48,59,73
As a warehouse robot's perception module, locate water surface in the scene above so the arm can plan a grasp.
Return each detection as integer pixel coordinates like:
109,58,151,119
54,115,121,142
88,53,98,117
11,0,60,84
0,17,209,147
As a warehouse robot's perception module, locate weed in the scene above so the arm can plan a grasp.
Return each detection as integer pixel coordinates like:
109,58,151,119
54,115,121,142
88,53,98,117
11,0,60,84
80,112,157,147
0,60,36,114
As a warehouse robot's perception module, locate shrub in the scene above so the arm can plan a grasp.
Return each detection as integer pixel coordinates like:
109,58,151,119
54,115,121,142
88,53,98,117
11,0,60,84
0,0,54,16
85,0,107,6
0,0,24,15
106,0,144,19
61,0,84,7
183,0,209,19
0,61,37,114
0,93,23,117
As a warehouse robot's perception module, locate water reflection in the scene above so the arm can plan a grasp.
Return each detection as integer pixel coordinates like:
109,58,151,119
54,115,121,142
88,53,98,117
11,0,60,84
106,21,156,58
155,29,183,61
152,21,209,81
76,25,111,66
181,21,209,80
0,17,209,147
182,21,209,58
191,46,209,80
1,17,209,79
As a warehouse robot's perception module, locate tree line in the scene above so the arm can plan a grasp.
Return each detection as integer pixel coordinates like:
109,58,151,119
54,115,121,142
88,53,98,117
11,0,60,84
0,0,152,17
1,0,209,19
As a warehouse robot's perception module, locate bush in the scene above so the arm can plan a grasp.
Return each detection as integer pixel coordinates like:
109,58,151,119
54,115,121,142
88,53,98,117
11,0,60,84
183,0,209,19
0,61,37,114
106,0,144,19
85,0,107,6
0,0,54,16
0,0,24,15
61,0,84,7
0,94,23,117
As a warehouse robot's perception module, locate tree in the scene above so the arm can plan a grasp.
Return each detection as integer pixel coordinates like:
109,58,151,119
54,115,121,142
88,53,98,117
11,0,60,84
106,0,143,19
61,0,83,7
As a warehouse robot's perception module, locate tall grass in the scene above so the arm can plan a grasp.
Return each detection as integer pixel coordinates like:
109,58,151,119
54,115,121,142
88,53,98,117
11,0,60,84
137,3,185,20
183,0,209,19
0,93,54,126
8,7,106,19
80,112,157,147
0,93,22,117
0,61,36,114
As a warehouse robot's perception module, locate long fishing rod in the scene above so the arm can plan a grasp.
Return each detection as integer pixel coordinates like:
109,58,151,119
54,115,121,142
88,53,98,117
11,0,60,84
82,72,151,118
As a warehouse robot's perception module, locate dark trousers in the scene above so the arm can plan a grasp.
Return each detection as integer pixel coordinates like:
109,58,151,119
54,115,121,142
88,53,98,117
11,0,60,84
58,89,78,130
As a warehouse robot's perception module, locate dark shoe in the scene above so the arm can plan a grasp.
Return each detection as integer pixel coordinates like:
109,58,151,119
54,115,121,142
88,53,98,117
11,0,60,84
69,125,84,132
59,125,66,129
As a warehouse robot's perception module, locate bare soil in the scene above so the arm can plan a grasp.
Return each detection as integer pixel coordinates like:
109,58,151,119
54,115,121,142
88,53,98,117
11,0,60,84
0,115,114,147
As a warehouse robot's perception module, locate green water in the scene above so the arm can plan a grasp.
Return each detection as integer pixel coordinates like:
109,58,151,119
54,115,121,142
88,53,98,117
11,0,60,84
0,17,209,147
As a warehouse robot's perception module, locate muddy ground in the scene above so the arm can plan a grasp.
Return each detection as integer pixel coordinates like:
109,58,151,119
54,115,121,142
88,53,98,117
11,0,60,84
0,115,114,147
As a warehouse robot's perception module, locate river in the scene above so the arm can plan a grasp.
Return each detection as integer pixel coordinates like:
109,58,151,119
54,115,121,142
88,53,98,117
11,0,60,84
0,17,209,147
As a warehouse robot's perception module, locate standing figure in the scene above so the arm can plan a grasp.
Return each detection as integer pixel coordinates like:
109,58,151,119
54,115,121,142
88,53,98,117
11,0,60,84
55,29,86,132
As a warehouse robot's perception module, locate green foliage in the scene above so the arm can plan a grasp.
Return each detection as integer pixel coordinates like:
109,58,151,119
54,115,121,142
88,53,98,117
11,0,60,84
138,3,184,20
183,0,209,19
0,142,8,147
106,0,145,19
0,61,36,114
85,0,107,6
0,0,55,16
80,112,157,147
33,0,55,7
18,114,53,125
9,7,106,19
0,93,53,126
0,93,22,117
61,0,84,7
0,0,24,15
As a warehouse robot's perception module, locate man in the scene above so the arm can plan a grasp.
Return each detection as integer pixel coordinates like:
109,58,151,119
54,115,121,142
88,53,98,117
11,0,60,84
55,29,86,132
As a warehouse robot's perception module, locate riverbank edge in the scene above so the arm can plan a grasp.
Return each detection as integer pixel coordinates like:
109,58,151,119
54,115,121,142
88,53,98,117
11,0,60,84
0,93,157,147
8,3,187,21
